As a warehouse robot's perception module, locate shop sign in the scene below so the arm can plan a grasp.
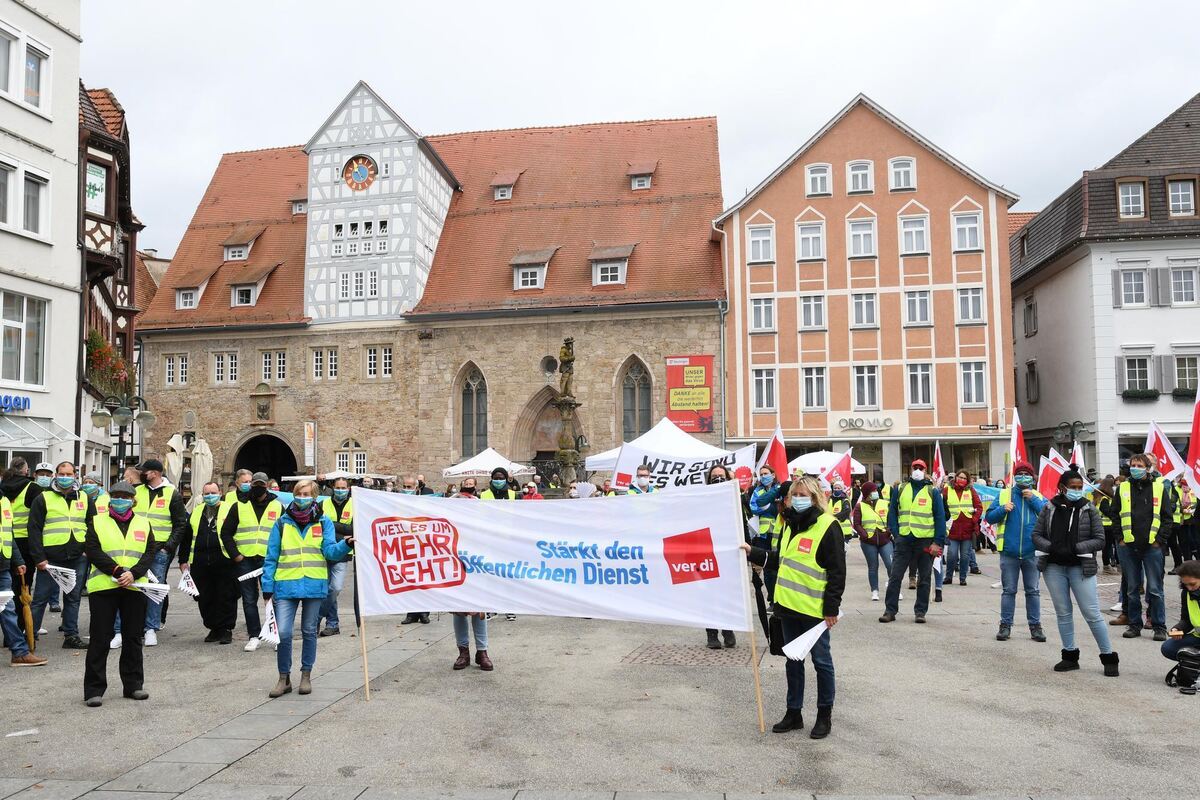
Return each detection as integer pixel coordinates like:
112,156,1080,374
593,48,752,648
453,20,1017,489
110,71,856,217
0,394,32,413
837,415,893,432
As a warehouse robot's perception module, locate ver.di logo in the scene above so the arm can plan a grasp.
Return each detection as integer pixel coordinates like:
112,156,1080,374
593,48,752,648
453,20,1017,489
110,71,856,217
661,527,720,585
371,516,465,594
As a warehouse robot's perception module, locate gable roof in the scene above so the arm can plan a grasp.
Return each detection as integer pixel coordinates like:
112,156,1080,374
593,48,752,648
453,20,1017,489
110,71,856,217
1102,91,1200,169
716,93,1018,224
79,84,126,140
132,250,160,324
1007,211,1037,237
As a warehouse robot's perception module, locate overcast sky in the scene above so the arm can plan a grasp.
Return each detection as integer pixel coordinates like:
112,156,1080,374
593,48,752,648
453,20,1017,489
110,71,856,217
81,0,1200,255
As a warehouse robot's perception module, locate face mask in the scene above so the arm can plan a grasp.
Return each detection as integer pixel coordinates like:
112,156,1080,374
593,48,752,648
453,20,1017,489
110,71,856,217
461,486,476,495
911,470,925,482
401,489,416,495
759,474,774,487
35,475,52,488
203,493,222,507
1130,467,1147,480
709,475,727,484
790,496,812,512
491,479,507,491
293,496,315,510
870,492,880,501
1065,489,1085,502
55,476,75,490
333,488,350,501
239,482,251,493
637,476,649,488
1188,587,1200,601
1016,474,1034,487
108,498,134,514
80,483,100,497
250,485,268,498
832,486,845,496
955,478,968,488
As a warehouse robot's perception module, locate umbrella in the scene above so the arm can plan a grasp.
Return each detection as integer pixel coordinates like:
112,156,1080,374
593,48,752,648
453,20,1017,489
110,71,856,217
788,450,866,476
164,433,186,487
19,579,34,653
189,439,214,511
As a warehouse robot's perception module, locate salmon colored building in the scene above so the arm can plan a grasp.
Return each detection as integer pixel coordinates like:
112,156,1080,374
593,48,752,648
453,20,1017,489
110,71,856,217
716,95,1019,482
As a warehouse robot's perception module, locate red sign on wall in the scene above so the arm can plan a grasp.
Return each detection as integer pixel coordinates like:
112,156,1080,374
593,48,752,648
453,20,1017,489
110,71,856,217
665,355,714,433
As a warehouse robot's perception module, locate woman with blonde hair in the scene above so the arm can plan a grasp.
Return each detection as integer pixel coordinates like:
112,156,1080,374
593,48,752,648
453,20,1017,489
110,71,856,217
743,476,845,739
262,479,352,697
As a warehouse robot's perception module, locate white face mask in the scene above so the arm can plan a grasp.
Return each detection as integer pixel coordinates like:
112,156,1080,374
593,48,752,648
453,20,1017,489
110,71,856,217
636,476,649,488
911,470,925,481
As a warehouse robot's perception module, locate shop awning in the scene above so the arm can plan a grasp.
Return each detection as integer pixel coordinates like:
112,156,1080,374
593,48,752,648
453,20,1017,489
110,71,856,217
0,416,80,449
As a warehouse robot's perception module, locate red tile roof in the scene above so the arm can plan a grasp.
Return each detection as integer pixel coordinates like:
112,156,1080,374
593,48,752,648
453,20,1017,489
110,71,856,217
81,87,127,139
132,250,159,323
1008,211,1038,237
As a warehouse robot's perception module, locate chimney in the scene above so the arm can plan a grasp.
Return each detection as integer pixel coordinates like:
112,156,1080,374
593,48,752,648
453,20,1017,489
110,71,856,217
143,248,158,258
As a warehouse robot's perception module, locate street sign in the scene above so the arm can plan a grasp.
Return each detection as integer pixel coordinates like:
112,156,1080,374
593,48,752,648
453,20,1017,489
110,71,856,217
979,424,999,431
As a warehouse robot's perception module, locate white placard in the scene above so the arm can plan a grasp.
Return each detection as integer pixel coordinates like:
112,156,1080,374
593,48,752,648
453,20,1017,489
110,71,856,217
612,442,757,492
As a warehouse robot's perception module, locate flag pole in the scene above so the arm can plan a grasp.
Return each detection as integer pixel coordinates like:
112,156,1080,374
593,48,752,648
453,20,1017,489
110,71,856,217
353,554,371,701
735,483,766,734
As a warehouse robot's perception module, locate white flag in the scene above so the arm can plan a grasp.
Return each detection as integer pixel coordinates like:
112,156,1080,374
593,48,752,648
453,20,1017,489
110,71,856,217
178,570,200,598
782,612,843,661
259,600,280,645
45,564,77,594
237,567,264,582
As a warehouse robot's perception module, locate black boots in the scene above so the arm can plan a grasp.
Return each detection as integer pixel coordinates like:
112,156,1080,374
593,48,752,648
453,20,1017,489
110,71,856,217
1054,648,1080,672
706,630,722,649
809,706,832,739
723,631,736,648
1100,651,1120,677
772,709,804,733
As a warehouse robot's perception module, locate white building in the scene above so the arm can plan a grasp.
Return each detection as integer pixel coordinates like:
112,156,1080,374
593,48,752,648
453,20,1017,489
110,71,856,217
0,0,81,469
1011,92,1200,471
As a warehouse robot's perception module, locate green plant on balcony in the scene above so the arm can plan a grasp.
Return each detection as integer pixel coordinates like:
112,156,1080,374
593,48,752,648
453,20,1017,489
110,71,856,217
1173,386,1198,399
1121,388,1161,401
85,329,131,397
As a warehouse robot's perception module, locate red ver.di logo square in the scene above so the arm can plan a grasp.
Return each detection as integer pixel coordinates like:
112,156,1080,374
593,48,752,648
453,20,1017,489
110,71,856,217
372,516,464,594
661,527,720,585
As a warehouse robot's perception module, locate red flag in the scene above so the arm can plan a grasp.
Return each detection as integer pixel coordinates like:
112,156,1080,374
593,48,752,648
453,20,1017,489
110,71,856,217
1037,456,1065,497
1186,398,1200,489
1047,447,1070,470
1144,421,1187,480
1009,408,1027,480
932,441,947,484
756,425,789,481
825,449,854,489
1069,441,1086,473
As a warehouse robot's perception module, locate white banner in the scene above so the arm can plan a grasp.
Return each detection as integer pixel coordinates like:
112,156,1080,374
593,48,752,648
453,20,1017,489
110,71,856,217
352,483,752,631
612,442,756,491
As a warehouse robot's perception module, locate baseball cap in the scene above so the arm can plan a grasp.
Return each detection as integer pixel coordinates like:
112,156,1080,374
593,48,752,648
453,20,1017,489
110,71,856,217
911,459,928,470
138,458,164,473
251,471,270,484
35,462,54,473
110,481,136,496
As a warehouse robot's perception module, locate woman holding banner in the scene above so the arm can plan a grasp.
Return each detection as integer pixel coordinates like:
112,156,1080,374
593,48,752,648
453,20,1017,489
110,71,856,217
262,480,353,698
744,476,845,739
704,465,739,649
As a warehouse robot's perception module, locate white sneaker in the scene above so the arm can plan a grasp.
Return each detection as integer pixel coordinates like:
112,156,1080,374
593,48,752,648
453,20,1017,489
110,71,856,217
899,592,904,600
1109,602,1123,612
244,637,260,652
37,627,47,636
143,630,158,647
109,634,122,649
871,590,879,601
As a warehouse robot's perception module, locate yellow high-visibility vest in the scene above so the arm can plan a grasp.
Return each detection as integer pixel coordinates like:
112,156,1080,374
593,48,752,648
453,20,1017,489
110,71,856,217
11,483,32,539
229,499,283,559
773,513,837,618
1118,480,1164,544
480,489,518,500
946,486,974,520
994,488,1044,551
0,496,12,560
85,513,151,594
321,496,354,556
134,484,176,544
274,519,328,582
859,498,888,531
897,483,936,539
40,491,88,547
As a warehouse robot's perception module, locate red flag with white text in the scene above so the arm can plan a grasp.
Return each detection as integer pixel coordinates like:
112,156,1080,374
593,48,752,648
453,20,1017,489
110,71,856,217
1009,408,1027,480
1037,456,1066,497
932,441,947,484
1186,398,1200,489
757,425,790,482
1144,421,1187,480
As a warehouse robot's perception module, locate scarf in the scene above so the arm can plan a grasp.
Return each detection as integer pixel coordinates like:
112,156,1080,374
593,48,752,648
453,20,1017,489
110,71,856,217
288,504,315,528
109,507,134,524
1048,496,1083,565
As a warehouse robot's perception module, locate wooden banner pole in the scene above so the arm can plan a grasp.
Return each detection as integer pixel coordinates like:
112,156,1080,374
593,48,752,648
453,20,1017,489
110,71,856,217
749,632,766,734
359,614,371,701
732,481,766,734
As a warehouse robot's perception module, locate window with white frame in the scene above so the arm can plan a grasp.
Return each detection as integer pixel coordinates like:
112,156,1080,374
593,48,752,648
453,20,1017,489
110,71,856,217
961,361,986,405
174,353,189,386
176,289,197,310
378,220,388,236
22,172,46,235
806,164,831,196
276,351,286,381
381,161,390,177
1026,361,1040,403
592,259,627,285
213,352,238,385
23,43,47,108
1171,263,1198,304
335,451,349,472
750,297,775,331
847,161,873,193
382,346,393,378
514,264,546,290
1169,179,1196,216
1121,269,1147,305
261,351,286,383
1,290,46,386
366,346,378,378
369,270,379,297
231,285,255,307
1023,296,1038,336
1118,181,1145,218
355,451,367,473
494,185,512,201
327,348,338,379
748,226,774,263
853,365,879,410
0,29,11,98
347,241,358,256
953,212,982,251
752,369,776,411
332,242,343,258
226,352,238,383
958,287,984,322
852,292,877,327
163,354,176,387
907,363,932,407
905,290,931,324
849,219,876,257
339,272,350,300
349,222,359,238
796,222,823,260
900,216,928,254
224,245,247,261
890,157,915,190
360,240,373,255
1125,356,1150,390
336,439,366,474
631,174,651,190
353,271,365,299
261,351,272,382
0,160,12,226
311,349,324,380
803,366,826,409
333,223,344,239
363,220,373,237
1177,355,1199,390
292,200,306,215
799,295,825,329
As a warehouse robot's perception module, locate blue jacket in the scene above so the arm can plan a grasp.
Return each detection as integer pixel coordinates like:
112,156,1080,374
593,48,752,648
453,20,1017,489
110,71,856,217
262,508,351,599
887,479,948,545
984,486,1047,558
749,482,783,519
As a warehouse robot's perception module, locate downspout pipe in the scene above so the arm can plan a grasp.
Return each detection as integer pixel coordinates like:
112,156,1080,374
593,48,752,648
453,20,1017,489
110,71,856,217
712,219,728,450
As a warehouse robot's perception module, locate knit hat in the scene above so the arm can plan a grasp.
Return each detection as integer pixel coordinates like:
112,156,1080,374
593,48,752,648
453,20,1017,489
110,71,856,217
1013,460,1034,475
862,481,878,495
490,467,510,481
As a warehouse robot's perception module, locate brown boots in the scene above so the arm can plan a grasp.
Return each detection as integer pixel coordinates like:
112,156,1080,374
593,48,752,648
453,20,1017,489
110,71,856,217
453,645,470,670
475,650,493,671
1109,613,1129,626
299,671,312,695
453,646,493,671
269,673,291,697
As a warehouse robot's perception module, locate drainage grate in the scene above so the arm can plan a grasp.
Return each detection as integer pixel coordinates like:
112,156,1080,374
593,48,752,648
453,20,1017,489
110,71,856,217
621,642,767,666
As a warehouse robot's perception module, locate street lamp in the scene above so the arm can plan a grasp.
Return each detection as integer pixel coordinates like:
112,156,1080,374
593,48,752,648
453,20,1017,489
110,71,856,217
90,393,155,476
1052,420,1089,458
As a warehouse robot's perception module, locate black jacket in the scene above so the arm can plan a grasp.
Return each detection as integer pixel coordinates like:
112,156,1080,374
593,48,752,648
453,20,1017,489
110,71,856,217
141,482,188,557
1,474,42,509
324,496,353,542
179,504,225,565
219,491,279,560
28,487,95,564
1107,477,1175,547
1032,496,1106,577
85,514,155,582
747,506,846,619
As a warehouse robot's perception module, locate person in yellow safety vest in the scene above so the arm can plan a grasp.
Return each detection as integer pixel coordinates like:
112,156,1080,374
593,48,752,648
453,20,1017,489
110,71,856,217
1,458,46,613
982,459,1048,642
124,459,186,649
943,470,982,587
1178,478,1198,562
179,481,237,645
1166,481,1187,575
880,458,948,625
627,465,658,496
828,480,853,540
852,481,894,601
1,492,46,666
220,471,284,652
224,469,254,506
480,467,518,627
79,471,110,515
742,475,845,739
1106,453,1175,641
82,481,154,706
748,465,783,547
396,474,434,625
261,479,352,698
1163,559,1200,693
317,476,354,637
1094,476,1120,576
600,478,616,497
27,461,93,649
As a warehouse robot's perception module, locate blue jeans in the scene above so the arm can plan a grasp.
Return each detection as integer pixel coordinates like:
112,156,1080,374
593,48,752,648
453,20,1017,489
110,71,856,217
274,596,322,674
236,556,264,638
114,548,171,635
31,555,86,638
885,536,933,615
319,561,349,631
999,553,1041,627
1,570,30,657
860,541,893,592
1116,544,1166,629
453,613,488,650
1162,634,1200,660
1042,563,1112,653
946,540,972,583
779,615,834,709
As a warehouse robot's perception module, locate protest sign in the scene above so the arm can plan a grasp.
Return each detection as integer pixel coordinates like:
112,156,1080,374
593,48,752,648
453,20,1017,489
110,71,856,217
352,482,752,632
612,441,756,492
665,355,715,432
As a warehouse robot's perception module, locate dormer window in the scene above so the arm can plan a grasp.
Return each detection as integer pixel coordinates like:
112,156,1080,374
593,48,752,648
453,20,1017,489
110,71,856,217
221,224,263,262
176,288,197,310
333,223,344,239
349,222,359,237
491,170,522,202
494,185,513,201
231,285,256,307
627,160,657,191
510,246,558,290
1118,180,1146,219
292,200,307,215
589,243,635,287
224,245,247,261
631,174,651,190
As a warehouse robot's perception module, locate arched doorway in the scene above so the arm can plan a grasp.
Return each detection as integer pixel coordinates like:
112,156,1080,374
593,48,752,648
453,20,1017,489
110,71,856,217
510,386,584,477
233,434,298,482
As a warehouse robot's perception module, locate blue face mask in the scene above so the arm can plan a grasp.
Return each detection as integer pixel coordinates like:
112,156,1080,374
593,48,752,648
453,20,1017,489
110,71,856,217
55,476,75,490
790,496,812,512
333,488,350,501
401,489,416,495
80,483,100,497
35,475,52,488
1015,474,1034,487
759,474,774,487
108,498,134,514
203,493,221,507
870,492,880,501
1065,489,1085,502
239,482,251,493
292,496,315,510
1130,467,1147,480
491,479,507,491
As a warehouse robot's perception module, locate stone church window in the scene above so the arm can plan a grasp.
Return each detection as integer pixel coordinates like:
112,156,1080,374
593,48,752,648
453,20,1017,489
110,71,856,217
461,368,488,458
621,361,651,442
337,438,366,473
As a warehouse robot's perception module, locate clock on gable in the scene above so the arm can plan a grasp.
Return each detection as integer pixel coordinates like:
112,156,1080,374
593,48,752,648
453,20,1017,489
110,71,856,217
342,155,377,191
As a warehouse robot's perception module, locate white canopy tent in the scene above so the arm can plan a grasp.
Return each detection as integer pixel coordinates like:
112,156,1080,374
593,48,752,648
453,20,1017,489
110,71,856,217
584,418,729,472
788,450,866,476
442,447,533,478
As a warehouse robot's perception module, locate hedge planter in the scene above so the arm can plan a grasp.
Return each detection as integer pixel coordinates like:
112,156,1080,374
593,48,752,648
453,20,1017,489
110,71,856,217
1121,389,1161,401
